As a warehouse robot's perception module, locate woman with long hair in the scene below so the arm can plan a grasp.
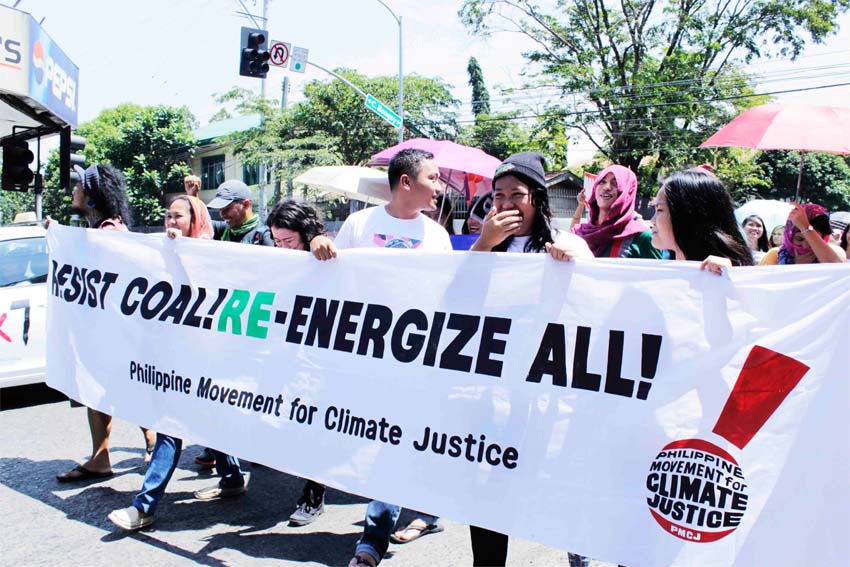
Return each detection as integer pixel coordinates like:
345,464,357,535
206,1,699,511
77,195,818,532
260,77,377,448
108,196,215,531
471,152,592,258
571,165,661,259
759,203,846,265
469,152,592,567
650,170,754,273
769,225,784,248
51,164,157,482
741,214,769,262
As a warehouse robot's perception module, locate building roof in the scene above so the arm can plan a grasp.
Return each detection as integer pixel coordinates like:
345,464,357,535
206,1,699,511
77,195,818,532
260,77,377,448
192,114,263,145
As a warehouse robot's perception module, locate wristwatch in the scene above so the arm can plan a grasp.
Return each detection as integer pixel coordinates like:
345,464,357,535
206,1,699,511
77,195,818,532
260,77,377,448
801,225,815,234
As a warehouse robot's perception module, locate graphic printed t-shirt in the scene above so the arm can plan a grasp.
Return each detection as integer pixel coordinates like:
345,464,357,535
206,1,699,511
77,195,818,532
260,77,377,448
333,205,452,252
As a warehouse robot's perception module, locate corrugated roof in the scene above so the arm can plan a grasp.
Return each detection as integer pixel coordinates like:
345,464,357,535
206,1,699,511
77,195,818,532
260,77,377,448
192,114,263,144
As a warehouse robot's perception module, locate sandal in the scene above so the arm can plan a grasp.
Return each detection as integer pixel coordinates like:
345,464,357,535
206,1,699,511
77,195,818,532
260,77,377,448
389,520,444,544
56,464,114,483
144,442,155,464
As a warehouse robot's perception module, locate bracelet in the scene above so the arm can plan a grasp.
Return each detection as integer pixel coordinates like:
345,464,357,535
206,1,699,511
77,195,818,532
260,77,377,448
801,225,815,234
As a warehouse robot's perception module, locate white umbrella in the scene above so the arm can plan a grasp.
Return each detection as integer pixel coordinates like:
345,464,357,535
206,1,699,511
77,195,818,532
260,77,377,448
734,199,793,234
293,166,390,205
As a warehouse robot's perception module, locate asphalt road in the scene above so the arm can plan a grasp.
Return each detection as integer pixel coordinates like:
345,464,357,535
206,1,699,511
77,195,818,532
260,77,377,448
0,396,616,567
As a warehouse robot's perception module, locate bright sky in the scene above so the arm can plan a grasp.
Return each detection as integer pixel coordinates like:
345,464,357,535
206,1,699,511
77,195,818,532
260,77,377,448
16,0,850,164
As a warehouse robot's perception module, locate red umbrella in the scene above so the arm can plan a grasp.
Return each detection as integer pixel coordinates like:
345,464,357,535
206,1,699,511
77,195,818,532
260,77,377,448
700,104,850,199
367,138,501,199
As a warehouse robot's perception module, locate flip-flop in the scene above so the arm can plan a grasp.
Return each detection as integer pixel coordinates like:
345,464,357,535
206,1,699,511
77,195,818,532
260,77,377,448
56,464,114,483
389,522,444,544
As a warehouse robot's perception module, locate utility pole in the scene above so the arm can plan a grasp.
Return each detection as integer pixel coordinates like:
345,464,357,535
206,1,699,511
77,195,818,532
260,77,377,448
260,0,270,100
281,76,289,109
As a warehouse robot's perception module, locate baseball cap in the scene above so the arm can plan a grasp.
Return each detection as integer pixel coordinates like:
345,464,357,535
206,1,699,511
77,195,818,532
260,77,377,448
73,164,101,196
207,180,252,209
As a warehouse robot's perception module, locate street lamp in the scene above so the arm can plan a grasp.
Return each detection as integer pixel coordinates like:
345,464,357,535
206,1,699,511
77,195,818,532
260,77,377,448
374,0,403,143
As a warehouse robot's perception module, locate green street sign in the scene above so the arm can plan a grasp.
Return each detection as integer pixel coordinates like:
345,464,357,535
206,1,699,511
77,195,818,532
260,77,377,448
365,94,402,129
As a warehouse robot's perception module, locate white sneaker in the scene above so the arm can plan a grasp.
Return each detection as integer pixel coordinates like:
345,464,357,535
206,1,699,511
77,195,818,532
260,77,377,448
107,506,155,531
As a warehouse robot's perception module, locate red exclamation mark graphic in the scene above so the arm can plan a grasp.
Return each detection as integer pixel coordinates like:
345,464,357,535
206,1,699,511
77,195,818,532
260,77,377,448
646,345,811,543
712,345,810,450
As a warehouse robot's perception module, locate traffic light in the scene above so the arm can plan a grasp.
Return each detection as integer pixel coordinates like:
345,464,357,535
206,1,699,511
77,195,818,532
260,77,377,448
239,27,270,79
59,126,86,193
1,139,35,192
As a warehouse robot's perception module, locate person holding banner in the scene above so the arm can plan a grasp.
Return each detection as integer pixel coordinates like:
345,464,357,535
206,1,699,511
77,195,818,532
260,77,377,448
570,165,661,259
758,203,846,265
310,148,449,567
649,170,754,272
189,180,274,499
49,164,158,482
107,195,215,531
264,200,331,526
467,151,592,567
470,152,592,260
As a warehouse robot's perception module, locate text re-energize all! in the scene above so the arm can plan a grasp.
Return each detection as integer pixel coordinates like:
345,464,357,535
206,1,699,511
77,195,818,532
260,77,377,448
52,262,665,400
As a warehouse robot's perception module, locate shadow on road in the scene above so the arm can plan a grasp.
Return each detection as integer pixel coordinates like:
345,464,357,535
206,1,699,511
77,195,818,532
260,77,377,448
0,449,371,566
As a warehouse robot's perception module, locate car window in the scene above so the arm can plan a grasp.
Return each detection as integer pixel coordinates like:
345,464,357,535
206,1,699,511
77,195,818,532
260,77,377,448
0,237,48,287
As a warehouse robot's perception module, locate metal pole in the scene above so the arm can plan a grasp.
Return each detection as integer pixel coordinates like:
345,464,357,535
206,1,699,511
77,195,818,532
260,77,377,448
398,15,403,143
374,0,403,142
795,151,805,201
260,0,270,100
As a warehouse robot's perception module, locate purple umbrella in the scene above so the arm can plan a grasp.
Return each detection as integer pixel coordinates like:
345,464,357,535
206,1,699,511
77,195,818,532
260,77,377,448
367,138,501,198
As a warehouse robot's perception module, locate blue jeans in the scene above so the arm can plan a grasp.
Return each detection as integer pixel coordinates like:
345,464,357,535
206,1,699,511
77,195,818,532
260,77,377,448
355,501,437,564
133,433,182,515
210,449,244,488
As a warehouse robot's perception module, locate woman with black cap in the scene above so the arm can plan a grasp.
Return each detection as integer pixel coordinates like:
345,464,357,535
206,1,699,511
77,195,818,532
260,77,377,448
469,152,591,567
470,152,592,260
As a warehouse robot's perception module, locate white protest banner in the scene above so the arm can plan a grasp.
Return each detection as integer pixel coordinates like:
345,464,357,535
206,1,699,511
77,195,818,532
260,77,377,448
46,225,850,566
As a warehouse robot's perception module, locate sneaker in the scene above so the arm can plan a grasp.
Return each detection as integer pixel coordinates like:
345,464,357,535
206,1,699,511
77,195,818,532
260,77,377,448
107,506,154,531
289,497,325,526
193,448,216,469
193,483,246,500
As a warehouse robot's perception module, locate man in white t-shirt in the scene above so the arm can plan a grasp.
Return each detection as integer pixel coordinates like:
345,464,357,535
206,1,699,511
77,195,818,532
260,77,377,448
310,149,449,567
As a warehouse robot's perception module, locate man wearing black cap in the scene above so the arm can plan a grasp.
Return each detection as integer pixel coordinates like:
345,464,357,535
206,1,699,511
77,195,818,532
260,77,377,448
207,179,274,246
191,180,272,498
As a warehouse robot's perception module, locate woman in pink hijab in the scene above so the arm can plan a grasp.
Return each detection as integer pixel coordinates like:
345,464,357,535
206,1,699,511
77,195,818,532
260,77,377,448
165,195,213,239
571,165,661,258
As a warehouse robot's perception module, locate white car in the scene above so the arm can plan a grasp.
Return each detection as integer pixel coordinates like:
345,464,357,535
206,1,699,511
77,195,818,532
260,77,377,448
0,225,48,388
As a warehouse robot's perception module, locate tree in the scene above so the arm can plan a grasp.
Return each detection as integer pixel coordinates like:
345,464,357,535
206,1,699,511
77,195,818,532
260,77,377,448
467,57,490,116
0,190,35,225
42,103,198,225
755,151,850,209
294,69,460,164
460,0,849,175
213,87,342,207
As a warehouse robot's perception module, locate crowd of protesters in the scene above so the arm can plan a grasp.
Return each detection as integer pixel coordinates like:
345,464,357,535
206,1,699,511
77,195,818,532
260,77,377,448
44,146,847,567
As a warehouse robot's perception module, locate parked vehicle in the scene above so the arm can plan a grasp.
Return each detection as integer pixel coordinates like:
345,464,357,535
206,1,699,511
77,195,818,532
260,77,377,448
0,225,48,388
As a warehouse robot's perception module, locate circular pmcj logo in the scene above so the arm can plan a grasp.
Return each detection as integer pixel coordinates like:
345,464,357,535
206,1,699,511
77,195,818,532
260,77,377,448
646,438,749,543
32,40,44,83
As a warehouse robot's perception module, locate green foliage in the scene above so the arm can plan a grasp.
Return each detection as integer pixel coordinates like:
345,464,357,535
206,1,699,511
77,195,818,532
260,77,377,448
214,87,341,207
459,112,528,161
755,151,850,209
42,104,198,226
294,69,459,164
467,57,490,116
459,0,849,174
0,190,35,225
